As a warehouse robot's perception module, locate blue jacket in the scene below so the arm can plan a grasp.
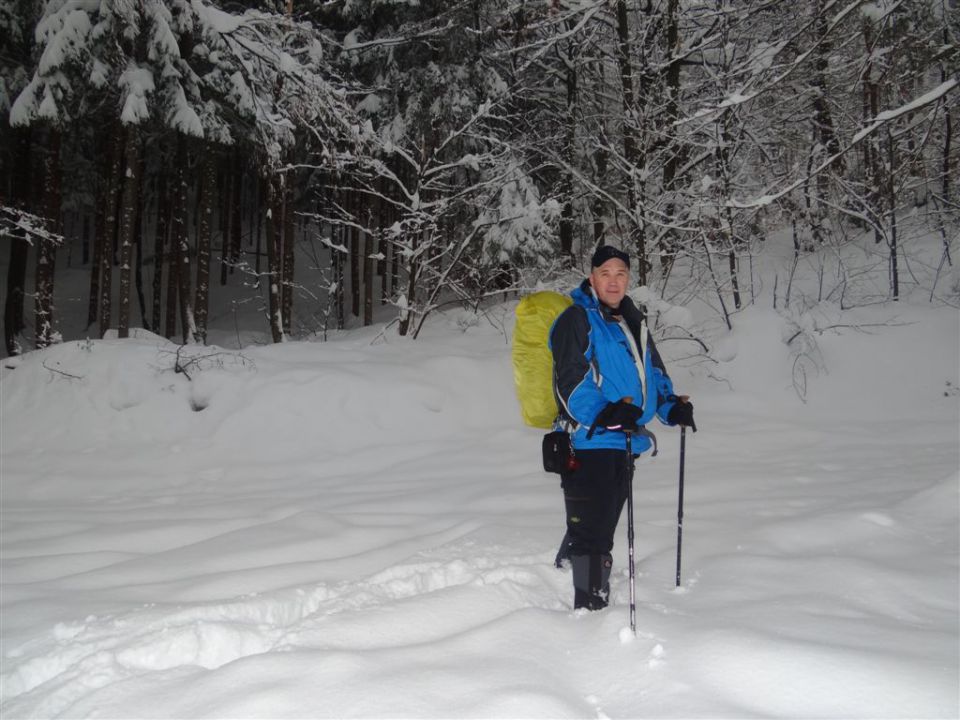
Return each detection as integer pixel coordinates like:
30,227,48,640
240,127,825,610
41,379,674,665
549,280,677,453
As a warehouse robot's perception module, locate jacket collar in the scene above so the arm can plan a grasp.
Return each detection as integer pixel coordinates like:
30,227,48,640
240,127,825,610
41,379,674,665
572,278,621,321
572,279,646,328
571,279,597,309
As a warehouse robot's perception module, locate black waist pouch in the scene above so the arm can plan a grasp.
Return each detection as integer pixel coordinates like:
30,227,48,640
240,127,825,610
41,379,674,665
542,431,576,474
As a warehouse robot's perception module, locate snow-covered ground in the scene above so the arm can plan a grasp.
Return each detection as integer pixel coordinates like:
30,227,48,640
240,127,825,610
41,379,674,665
1,251,958,717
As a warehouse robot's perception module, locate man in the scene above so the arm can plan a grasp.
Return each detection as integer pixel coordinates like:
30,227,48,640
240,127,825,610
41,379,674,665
550,245,695,610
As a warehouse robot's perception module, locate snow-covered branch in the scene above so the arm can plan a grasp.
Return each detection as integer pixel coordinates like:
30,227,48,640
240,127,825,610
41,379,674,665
728,79,958,210
0,206,64,246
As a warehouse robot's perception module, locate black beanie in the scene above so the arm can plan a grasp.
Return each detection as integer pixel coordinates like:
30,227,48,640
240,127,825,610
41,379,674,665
590,245,630,269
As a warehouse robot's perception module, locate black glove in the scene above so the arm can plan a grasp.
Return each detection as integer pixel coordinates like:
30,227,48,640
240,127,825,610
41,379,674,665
587,400,643,438
667,399,696,430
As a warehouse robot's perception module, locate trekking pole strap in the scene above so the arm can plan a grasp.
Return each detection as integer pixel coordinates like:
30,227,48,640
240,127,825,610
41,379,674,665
634,425,657,456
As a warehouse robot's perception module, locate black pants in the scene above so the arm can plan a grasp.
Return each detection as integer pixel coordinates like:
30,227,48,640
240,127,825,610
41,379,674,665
560,448,632,556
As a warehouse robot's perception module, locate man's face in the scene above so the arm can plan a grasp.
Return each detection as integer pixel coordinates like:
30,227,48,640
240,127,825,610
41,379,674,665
589,257,630,310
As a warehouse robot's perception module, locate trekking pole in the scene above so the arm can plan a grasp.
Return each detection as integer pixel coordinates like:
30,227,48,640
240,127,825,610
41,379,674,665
625,430,637,635
675,426,686,588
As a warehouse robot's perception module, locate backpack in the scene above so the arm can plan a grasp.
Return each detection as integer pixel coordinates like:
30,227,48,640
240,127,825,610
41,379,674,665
511,291,573,428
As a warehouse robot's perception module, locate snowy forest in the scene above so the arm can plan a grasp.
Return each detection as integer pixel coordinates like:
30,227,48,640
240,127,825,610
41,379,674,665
1,0,957,354
2,2,960,717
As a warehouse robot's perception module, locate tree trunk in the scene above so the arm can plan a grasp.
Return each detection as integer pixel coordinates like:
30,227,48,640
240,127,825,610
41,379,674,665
887,128,899,300
88,203,104,329
702,232,732,331
282,176,295,332
397,231,418,337
219,149,241,284
811,0,842,168
172,134,195,343
264,172,284,343
230,149,243,275
134,187,149,332
81,213,90,265
728,248,741,310
862,17,885,243
219,164,231,287
807,0,844,243
593,113,608,245
378,228,388,306
99,125,124,337
153,161,170,333
332,226,345,331
350,191,361,318
363,221,374,326
165,230,179,339
255,176,263,276
371,177,387,305
5,240,28,356
559,25,577,264
944,105,952,195
390,241,400,303
87,138,107,331
615,0,645,284
659,0,681,271
117,125,142,339
35,128,62,349
194,145,217,344
389,157,401,298
378,181,389,304
4,127,30,355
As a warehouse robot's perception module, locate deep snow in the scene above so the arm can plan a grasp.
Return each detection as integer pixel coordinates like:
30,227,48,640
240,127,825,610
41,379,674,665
1,251,958,718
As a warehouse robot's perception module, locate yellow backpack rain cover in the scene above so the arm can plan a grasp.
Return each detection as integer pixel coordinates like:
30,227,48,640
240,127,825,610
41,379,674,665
512,291,573,428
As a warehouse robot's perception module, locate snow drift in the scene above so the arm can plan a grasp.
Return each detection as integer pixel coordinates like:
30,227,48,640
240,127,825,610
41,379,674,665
1,300,957,718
